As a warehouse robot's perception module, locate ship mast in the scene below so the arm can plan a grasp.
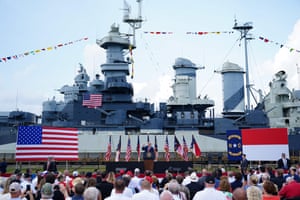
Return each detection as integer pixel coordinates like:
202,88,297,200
123,0,143,46
233,20,253,112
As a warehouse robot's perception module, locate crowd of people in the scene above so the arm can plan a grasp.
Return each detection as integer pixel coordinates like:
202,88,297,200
1,153,300,200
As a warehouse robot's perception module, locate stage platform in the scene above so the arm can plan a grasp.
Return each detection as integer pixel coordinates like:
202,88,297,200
105,161,193,174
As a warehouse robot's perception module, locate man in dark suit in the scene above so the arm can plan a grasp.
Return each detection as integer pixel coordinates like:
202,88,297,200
277,153,291,170
142,142,155,160
43,156,57,173
240,154,248,180
142,142,155,172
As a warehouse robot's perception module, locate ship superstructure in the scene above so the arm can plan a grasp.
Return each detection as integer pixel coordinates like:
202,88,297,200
1,1,300,158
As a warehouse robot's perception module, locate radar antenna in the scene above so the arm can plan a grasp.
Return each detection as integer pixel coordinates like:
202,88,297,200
123,0,143,46
233,19,254,112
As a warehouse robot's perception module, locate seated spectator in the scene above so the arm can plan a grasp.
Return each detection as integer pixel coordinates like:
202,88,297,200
105,178,131,200
132,180,159,200
262,180,280,200
232,188,247,200
83,187,101,200
247,185,262,200
279,176,300,199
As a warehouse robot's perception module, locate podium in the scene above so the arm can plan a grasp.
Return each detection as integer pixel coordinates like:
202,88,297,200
144,159,154,172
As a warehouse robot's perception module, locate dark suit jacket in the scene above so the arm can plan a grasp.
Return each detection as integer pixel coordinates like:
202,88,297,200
277,158,291,170
43,161,57,172
142,145,155,160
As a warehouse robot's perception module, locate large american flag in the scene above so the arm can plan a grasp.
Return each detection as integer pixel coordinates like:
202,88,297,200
105,135,112,161
16,126,78,161
164,135,170,162
125,137,131,162
82,93,102,108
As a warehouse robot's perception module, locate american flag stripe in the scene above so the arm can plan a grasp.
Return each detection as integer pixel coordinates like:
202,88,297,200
105,135,112,161
16,126,78,161
125,137,132,162
164,136,170,162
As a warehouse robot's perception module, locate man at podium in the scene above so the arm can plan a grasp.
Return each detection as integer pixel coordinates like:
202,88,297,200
142,142,155,172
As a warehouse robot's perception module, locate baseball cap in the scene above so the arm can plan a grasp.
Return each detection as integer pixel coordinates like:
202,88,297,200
190,172,198,182
73,171,79,177
205,175,215,184
9,182,21,193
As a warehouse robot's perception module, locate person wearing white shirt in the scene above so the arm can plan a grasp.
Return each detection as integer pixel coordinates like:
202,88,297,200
193,176,226,200
132,179,159,200
128,168,142,192
105,178,131,200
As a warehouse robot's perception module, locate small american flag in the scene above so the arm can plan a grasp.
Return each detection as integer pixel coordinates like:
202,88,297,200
105,135,112,161
125,137,131,162
16,126,78,161
182,136,189,161
115,136,121,162
137,135,141,162
82,93,102,108
154,136,158,161
164,135,170,162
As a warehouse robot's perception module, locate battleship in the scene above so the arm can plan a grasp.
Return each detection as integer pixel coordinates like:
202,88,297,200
1,1,300,161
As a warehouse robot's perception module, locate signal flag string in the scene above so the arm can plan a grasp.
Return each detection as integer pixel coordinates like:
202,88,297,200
0,37,88,63
143,30,300,54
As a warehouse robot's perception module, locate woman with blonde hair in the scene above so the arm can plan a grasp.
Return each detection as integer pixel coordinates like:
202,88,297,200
106,171,116,184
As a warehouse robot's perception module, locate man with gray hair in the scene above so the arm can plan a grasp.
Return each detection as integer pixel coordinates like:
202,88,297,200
83,187,101,200
166,180,187,200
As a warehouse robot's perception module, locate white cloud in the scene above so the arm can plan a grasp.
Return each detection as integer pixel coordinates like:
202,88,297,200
267,19,300,90
83,43,105,79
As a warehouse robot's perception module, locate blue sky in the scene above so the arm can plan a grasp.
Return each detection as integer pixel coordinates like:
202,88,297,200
0,0,300,116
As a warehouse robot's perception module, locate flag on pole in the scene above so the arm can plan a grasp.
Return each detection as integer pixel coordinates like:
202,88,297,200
137,135,141,162
82,93,102,108
105,135,112,161
164,135,170,162
182,136,189,161
242,128,289,161
174,136,183,157
125,136,132,162
227,130,242,161
16,126,78,161
154,136,158,161
190,135,201,158
115,136,121,162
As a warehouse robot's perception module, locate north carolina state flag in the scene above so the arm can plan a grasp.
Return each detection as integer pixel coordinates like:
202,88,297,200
242,128,289,161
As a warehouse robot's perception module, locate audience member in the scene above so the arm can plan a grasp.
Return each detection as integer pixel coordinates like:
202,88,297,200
279,176,300,199
218,176,233,199
247,185,262,200
232,188,247,200
83,187,101,200
193,175,226,200
186,172,203,199
262,180,280,200
105,178,131,200
132,180,159,200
